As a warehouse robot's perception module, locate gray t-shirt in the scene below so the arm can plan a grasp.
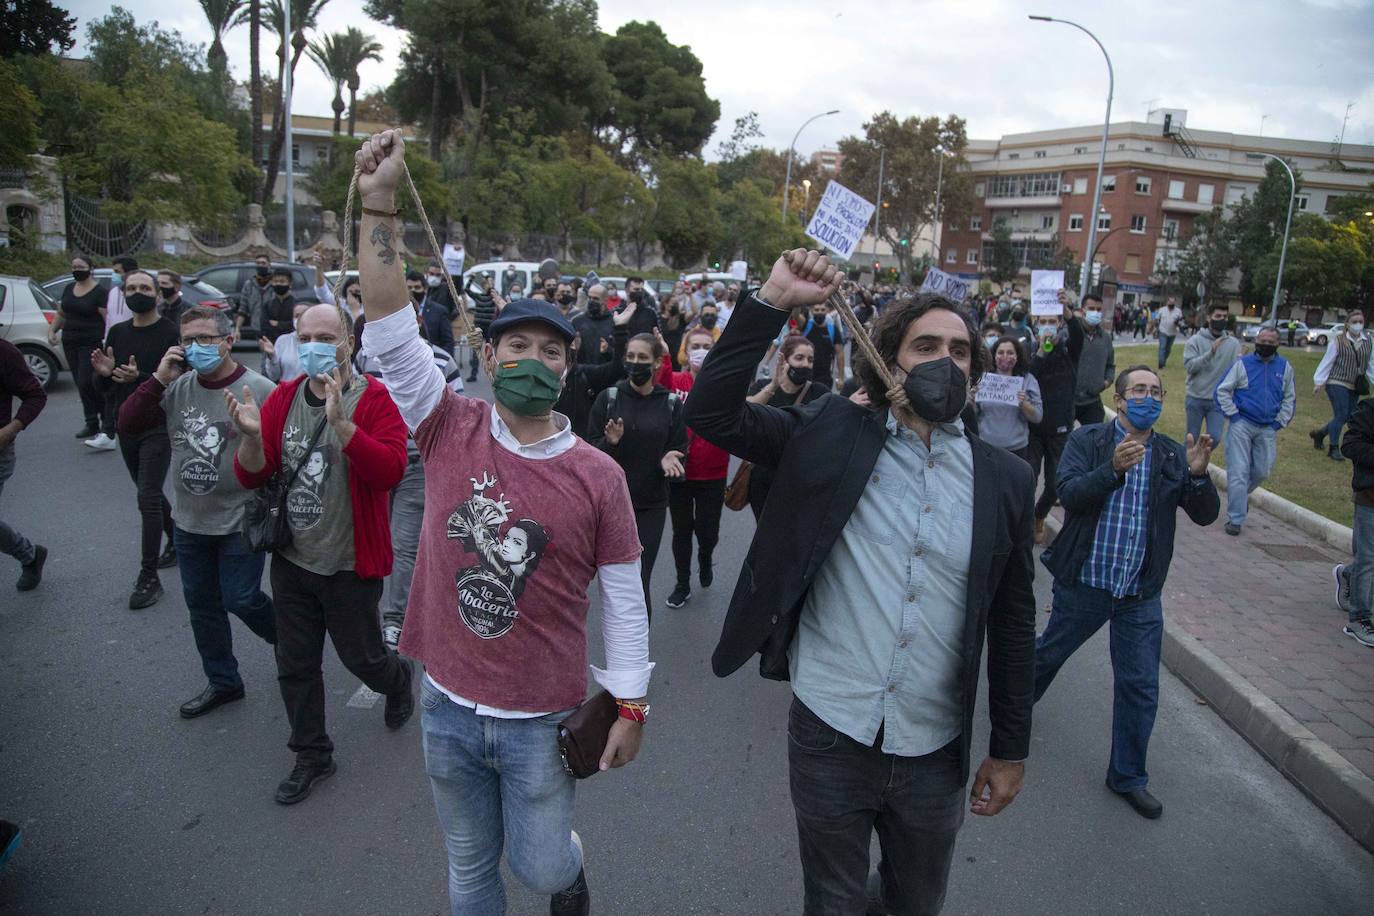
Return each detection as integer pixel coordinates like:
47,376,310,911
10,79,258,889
163,367,277,536
279,376,365,575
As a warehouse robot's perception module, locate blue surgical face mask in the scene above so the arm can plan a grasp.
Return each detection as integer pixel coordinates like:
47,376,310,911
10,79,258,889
185,342,225,375
1084,310,1102,326
298,341,341,378
1124,396,1162,430
984,334,998,349
112,274,124,288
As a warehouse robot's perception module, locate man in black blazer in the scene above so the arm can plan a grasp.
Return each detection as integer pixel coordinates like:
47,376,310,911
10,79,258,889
685,250,1036,916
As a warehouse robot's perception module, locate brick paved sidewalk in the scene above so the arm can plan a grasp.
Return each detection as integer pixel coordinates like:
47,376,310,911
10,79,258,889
1054,496,1374,780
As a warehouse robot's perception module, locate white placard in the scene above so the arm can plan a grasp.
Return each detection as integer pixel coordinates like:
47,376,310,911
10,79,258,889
804,181,876,262
975,373,1025,406
729,260,748,281
920,267,970,303
442,243,465,276
1030,270,1064,316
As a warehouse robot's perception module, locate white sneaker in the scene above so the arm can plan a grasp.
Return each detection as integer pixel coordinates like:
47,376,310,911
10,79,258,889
84,433,116,451
382,624,401,650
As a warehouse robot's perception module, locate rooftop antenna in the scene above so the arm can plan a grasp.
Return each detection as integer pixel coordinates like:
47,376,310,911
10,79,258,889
1336,101,1354,163
1143,98,1160,119
1259,114,1268,137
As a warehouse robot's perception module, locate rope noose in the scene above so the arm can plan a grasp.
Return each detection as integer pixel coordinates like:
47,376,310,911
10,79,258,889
780,251,913,417
335,158,484,351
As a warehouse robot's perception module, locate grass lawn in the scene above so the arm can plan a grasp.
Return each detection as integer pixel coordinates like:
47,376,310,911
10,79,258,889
1103,340,1357,528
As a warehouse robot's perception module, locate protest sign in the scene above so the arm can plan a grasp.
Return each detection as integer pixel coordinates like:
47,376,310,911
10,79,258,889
1031,270,1065,316
920,267,970,303
729,260,748,281
975,373,1025,406
804,181,876,262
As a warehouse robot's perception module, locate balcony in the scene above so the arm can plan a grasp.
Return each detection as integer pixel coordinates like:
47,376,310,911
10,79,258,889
1161,197,1215,214
984,195,1061,210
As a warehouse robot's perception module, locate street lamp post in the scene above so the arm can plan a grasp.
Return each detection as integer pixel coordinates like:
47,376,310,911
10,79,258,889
931,148,945,260
872,146,885,261
284,0,295,261
781,109,840,223
802,179,812,221
1031,15,1112,306
1246,152,1296,326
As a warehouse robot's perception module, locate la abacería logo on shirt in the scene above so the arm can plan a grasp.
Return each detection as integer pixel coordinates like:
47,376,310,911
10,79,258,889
173,407,232,495
446,471,550,640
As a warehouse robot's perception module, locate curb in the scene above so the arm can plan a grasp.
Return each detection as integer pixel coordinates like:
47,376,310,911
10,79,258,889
1042,513,1374,852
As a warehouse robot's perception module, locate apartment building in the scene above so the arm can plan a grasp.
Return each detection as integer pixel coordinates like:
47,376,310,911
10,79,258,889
259,114,423,205
810,148,844,175
939,109,1374,314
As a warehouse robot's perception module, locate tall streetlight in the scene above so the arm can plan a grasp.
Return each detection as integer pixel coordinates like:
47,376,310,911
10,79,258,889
802,179,812,220
283,0,295,261
1031,15,1112,306
1246,152,1296,326
781,109,840,222
930,146,945,260
871,146,885,261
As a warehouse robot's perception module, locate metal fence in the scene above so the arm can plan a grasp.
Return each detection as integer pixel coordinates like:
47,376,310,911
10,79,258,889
264,206,322,251
65,192,149,258
191,207,250,250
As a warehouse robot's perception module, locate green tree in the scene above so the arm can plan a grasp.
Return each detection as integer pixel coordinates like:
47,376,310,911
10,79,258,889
714,177,801,274
309,28,382,136
1228,157,1303,304
0,0,76,56
0,61,41,168
249,0,263,197
599,21,719,164
652,155,719,269
196,0,244,76
524,142,635,250
986,218,1018,285
304,135,447,220
1174,208,1234,308
1252,213,1371,314
837,112,974,278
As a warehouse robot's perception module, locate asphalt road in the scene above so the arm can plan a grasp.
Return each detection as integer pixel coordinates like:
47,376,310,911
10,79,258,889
2,369,1372,916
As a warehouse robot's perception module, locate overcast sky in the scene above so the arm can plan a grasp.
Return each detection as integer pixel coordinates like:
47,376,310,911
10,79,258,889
68,0,1374,156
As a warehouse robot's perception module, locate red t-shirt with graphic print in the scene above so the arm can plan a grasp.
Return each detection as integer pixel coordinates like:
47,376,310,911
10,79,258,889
398,389,642,712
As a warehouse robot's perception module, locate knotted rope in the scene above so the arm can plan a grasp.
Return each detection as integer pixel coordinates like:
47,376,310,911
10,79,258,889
781,250,911,416
334,164,484,350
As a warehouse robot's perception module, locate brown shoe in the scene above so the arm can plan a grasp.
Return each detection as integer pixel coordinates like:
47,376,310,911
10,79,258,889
1033,519,1046,545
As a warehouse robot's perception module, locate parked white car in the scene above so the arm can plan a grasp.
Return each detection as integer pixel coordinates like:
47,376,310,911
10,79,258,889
1304,324,1344,348
0,275,67,389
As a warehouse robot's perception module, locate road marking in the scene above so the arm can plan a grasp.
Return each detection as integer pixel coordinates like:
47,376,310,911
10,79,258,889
347,685,382,709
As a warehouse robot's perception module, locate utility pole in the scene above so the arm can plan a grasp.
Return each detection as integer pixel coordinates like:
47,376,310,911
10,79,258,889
283,0,295,262
872,146,885,262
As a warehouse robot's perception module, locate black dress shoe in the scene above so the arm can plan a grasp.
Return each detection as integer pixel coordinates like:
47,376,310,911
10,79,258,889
16,545,46,592
1109,782,1163,819
384,658,414,730
550,867,590,916
275,759,337,805
179,684,245,718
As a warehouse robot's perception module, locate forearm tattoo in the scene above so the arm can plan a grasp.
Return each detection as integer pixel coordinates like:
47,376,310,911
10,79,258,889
370,223,397,265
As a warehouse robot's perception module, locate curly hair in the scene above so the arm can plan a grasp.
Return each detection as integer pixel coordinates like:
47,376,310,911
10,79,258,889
853,293,984,413
991,335,1030,376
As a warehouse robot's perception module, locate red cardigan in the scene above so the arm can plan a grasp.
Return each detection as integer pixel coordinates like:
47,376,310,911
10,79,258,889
655,357,730,481
233,374,408,579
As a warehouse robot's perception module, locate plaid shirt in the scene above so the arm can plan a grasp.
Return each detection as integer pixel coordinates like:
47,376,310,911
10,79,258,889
1080,421,1152,597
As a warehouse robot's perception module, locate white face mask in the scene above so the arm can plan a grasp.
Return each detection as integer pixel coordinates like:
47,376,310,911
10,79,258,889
427,275,442,288
1350,323,1365,335
687,348,709,370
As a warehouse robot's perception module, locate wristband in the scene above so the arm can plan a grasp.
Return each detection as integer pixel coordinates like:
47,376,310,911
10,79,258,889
616,700,649,723
362,204,399,218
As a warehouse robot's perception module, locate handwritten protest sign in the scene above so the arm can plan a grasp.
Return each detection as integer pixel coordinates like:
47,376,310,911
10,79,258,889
804,181,876,262
920,267,970,303
1031,270,1065,316
975,373,1025,406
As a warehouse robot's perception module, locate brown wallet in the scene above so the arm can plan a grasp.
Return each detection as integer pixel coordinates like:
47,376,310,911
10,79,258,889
556,690,618,779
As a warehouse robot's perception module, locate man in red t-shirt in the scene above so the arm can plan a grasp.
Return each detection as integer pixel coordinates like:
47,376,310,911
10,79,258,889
353,129,652,916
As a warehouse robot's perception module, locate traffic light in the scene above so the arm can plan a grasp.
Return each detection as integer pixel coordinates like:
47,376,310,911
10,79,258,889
711,261,720,270
882,201,890,209
899,238,909,247
873,261,881,270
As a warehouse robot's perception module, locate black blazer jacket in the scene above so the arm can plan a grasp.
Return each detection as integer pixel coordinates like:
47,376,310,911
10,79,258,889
683,292,1037,775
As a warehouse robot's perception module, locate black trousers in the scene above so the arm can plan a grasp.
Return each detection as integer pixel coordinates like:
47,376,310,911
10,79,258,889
1025,427,1069,520
1075,399,1106,427
633,506,666,620
117,430,173,573
63,342,108,432
270,555,411,765
668,479,724,585
788,698,964,916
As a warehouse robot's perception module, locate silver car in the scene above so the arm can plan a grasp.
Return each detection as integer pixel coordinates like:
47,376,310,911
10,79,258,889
0,275,68,389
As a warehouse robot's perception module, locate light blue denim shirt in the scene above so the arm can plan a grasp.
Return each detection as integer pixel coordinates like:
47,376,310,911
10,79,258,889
791,410,973,757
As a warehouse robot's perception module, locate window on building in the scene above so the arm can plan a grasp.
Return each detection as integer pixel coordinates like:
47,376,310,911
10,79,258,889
946,249,958,264
1073,177,1088,195
1117,143,1126,151
1097,211,1111,231
1034,150,1047,158
1008,152,1020,159
970,216,982,230
1225,185,1247,205
1125,254,1141,274
1143,146,1153,152
1130,214,1147,233
1074,146,1088,155
1102,175,1117,192
1163,218,1180,241
946,220,959,232
967,250,979,264
1168,179,1185,199
1296,195,1310,211
1135,176,1152,194
1325,195,1343,214
986,172,1064,199
1068,214,1084,231
291,143,300,168
1198,183,1214,205
1041,214,1055,230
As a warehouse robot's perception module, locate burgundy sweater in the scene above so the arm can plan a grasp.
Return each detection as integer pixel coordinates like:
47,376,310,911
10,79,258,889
0,339,46,429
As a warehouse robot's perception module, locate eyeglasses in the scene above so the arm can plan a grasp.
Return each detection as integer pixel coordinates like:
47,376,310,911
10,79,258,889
346,289,362,299
1121,384,1165,401
180,334,228,347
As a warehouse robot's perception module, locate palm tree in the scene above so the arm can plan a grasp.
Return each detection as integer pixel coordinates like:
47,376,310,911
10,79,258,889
249,0,262,202
308,29,381,136
197,0,245,75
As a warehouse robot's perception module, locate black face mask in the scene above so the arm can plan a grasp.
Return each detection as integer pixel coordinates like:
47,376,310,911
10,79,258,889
587,300,604,317
700,315,717,330
557,293,574,306
1011,310,1025,323
900,357,968,424
273,284,291,296
625,361,654,385
629,290,644,304
72,269,91,282
159,286,177,300
1255,343,1278,359
1209,319,1227,334
410,289,424,302
787,365,813,386
126,291,157,314
256,266,271,278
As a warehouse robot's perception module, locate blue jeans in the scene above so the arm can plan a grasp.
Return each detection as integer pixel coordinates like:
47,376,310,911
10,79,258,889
421,679,581,916
1326,385,1355,449
1184,396,1226,449
382,457,425,629
1225,419,1277,526
1352,505,1374,624
1158,333,1176,367
0,446,36,567
174,527,276,690
1035,578,1163,792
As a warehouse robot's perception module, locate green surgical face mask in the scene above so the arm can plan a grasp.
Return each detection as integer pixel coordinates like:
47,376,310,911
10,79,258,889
491,358,563,417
